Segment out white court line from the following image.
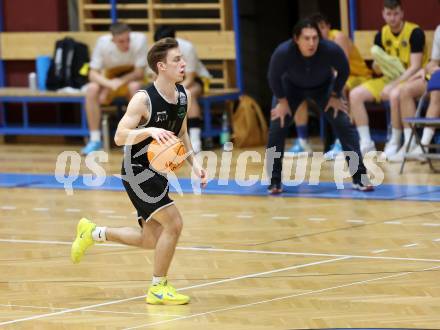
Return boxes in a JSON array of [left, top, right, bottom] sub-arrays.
[[236, 215, 253, 219], [200, 214, 218, 218], [433, 238, 440, 242], [403, 243, 418, 248], [422, 223, 440, 227], [271, 216, 290, 220], [107, 215, 128, 219], [32, 208, 49, 212], [346, 219, 365, 224], [2, 238, 440, 263], [372, 249, 388, 254], [1, 206, 16, 210], [0, 294, 147, 326], [0, 304, 182, 317], [64, 208, 81, 213], [0, 238, 123, 248], [125, 264, 440, 329], [0, 256, 349, 326], [308, 217, 326, 221], [384, 221, 402, 225]]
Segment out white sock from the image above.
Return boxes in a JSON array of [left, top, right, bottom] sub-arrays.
[[403, 128, 415, 148], [421, 127, 435, 146], [357, 126, 371, 145], [92, 226, 106, 242], [189, 127, 201, 139], [152, 276, 166, 286], [390, 128, 402, 145], [189, 128, 202, 152], [90, 130, 101, 142]]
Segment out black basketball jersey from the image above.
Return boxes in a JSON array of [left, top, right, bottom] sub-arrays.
[[124, 83, 188, 168]]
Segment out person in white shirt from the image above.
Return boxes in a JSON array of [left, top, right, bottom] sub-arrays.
[[153, 26, 211, 153], [82, 23, 148, 155]]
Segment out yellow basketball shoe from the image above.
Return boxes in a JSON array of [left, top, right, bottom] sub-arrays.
[[71, 218, 96, 264], [146, 280, 190, 305]]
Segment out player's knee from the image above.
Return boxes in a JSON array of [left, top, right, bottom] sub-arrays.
[[389, 88, 400, 104], [399, 84, 411, 100], [349, 87, 365, 103], [170, 216, 183, 237], [141, 235, 157, 249], [431, 90, 440, 104], [86, 82, 100, 98]]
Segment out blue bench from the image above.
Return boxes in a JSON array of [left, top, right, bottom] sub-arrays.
[[0, 31, 242, 144], [0, 87, 88, 136]]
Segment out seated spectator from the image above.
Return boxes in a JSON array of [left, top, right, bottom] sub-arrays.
[[286, 12, 372, 160], [154, 26, 212, 153], [82, 23, 148, 155], [390, 24, 440, 162], [349, 0, 428, 156]]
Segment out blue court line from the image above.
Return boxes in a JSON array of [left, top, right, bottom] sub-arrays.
[[1, 172, 440, 202]]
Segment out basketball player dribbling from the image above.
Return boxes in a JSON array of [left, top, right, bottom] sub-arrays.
[[71, 37, 207, 305]]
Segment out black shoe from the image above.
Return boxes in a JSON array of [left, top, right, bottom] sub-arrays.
[[352, 180, 374, 192], [268, 182, 283, 195]]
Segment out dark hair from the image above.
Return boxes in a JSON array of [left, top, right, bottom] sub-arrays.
[[308, 12, 331, 26], [154, 25, 176, 42], [147, 37, 179, 74], [292, 17, 322, 39], [384, 0, 402, 9], [109, 22, 131, 36]]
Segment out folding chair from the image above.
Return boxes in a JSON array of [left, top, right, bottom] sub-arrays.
[[400, 72, 440, 173]]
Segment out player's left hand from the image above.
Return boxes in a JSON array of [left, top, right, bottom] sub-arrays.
[[325, 96, 348, 118], [193, 165, 207, 189]]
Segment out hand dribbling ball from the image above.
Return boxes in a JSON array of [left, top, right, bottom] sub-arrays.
[[147, 139, 186, 173]]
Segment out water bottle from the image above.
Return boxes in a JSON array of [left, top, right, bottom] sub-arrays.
[[28, 72, 37, 91], [102, 114, 110, 152], [219, 111, 230, 146]]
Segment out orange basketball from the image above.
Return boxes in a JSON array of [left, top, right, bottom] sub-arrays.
[[147, 139, 187, 173]]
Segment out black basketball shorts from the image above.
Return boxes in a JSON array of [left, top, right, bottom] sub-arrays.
[[121, 163, 174, 227]]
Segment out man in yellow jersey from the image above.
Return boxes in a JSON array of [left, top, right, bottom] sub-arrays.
[[286, 13, 372, 160], [389, 24, 440, 162], [349, 0, 428, 156]]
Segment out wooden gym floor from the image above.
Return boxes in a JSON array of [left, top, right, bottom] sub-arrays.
[[0, 141, 439, 329]]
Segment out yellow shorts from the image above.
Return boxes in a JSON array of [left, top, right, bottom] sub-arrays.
[[346, 75, 370, 91], [103, 65, 148, 105], [360, 76, 390, 103], [103, 84, 130, 105]]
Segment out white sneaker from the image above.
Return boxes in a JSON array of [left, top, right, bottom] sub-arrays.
[[406, 145, 425, 161], [388, 144, 422, 163], [360, 140, 376, 155], [380, 141, 401, 161]]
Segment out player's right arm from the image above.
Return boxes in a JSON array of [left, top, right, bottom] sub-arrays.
[[114, 92, 176, 146]]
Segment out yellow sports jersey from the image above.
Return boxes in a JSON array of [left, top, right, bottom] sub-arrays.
[[329, 29, 371, 78], [381, 22, 429, 68]]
